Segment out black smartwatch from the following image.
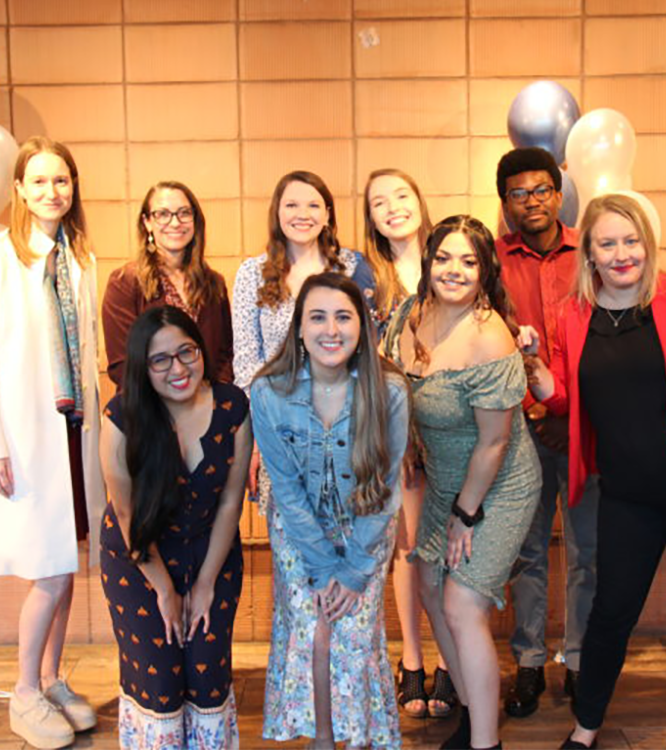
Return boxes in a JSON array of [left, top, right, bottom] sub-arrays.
[[451, 494, 485, 527]]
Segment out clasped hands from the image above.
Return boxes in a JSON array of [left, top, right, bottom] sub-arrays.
[[155, 577, 216, 648], [314, 578, 361, 623]]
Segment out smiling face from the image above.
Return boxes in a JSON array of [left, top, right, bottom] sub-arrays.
[[278, 180, 330, 249], [368, 174, 423, 244], [15, 151, 73, 236], [147, 324, 204, 404], [143, 188, 195, 263], [589, 211, 647, 295], [429, 231, 480, 308], [503, 169, 562, 237], [300, 287, 361, 377]]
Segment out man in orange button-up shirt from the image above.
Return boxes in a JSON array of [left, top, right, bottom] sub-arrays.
[[495, 147, 599, 719]]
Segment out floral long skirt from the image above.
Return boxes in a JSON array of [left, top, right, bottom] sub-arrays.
[[263, 505, 401, 749]]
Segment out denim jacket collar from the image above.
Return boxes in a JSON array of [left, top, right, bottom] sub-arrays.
[[282, 362, 359, 428]]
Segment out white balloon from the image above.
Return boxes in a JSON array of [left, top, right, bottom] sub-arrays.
[[614, 190, 662, 247], [0, 126, 18, 214], [565, 109, 636, 201]]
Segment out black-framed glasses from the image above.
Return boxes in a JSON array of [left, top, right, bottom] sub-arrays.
[[148, 344, 201, 372], [148, 207, 195, 226], [506, 184, 555, 205]]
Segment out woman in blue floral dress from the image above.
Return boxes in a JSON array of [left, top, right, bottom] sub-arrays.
[[251, 272, 409, 749]]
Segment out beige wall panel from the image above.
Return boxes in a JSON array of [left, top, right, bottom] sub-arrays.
[[469, 194, 505, 237], [470, 78, 581, 136], [207, 256, 243, 289], [470, 19, 581, 77], [127, 83, 238, 141], [125, 24, 237, 83], [355, 80, 467, 137], [585, 18, 666, 76], [644, 193, 666, 249], [85, 202, 132, 261], [354, 20, 466, 79], [425, 195, 471, 223], [241, 197, 271, 255], [123, 0, 236, 22], [242, 140, 353, 197], [200, 199, 242, 257], [470, 0, 580, 16], [240, 0, 351, 21], [0, 89, 10, 130], [0, 32, 6, 85], [68, 143, 127, 201], [334, 196, 357, 251], [356, 138, 468, 195], [587, 0, 666, 13], [0, 2, 6, 23], [9, 0, 120, 24], [585, 77, 666, 134], [354, 0, 465, 18], [241, 81, 352, 139], [633, 136, 666, 193], [240, 22, 351, 81], [129, 142, 240, 200], [13, 86, 125, 143], [470, 136, 513, 196], [11, 27, 123, 84]]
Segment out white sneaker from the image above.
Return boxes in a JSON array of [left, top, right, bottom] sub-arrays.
[[9, 690, 75, 749], [44, 679, 96, 732]]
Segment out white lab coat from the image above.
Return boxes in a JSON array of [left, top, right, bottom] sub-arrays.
[[0, 226, 105, 579]]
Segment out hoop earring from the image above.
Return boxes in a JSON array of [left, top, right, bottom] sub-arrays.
[[147, 232, 156, 254]]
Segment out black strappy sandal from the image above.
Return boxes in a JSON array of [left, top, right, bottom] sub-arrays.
[[428, 666, 458, 718], [397, 660, 429, 718]]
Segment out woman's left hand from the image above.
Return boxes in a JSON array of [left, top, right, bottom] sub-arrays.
[[323, 580, 362, 623], [446, 515, 474, 570], [185, 577, 215, 641]]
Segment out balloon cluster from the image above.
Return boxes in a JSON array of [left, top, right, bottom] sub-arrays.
[[507, 81, 661, 244]]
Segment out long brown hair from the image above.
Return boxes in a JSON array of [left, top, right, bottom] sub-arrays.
[[409, 215, 518, 366], [11, 136, 91, 267], [363, 168, 432, 319], [135, 181, 224, 310], [576, 193, 658, 309], [257, 171, 345, 309], [256, 272, 408, 516]]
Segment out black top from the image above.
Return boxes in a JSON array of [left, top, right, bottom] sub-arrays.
[[579, 305, 666, 505]]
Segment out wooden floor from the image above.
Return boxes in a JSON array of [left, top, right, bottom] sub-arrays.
[[1, 639, 665, 749]]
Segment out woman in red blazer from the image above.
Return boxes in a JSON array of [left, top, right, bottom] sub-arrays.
[[522, 193, 666, 750]]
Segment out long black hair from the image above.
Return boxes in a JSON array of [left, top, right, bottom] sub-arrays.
[[122, 305, 213, 561]]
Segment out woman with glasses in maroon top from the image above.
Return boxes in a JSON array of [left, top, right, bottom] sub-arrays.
[[102, 181, 233, 391]]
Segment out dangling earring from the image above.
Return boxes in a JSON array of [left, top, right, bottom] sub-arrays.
[[585, 256, 596, 270], [147, 231, 156, 254], [299, 338, 306, 361]]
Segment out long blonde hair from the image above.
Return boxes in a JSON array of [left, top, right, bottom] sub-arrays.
[[363, 168, 432, 320], [135, 180, 225, 310], [255, 272, 408, 516], [10, 136, 91, 267], [576, 194, 658, 309]]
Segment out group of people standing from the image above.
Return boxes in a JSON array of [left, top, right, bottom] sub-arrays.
[[0, 135, 664, 750]]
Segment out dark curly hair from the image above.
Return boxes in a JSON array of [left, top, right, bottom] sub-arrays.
[[496, 147, 562, 200]]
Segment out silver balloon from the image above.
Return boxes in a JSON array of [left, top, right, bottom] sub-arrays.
[[508, 81, 580, 166]]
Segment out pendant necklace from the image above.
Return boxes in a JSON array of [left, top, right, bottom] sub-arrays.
[[604, 307, 630, 328]]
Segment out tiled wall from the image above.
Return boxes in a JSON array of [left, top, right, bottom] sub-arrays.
[[3, 0, 666, 641]]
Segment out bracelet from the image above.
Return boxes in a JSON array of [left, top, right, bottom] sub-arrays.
[[451, 494, 485, 527]]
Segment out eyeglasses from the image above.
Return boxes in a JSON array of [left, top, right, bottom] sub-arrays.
[[148, 344, 201, 372], [506, 184, 555, 205], [148, 207, 195, 226]]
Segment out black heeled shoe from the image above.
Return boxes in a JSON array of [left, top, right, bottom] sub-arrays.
[[428, 666, 458, 718], [396, 660, 429, 718], [559, 731, 598, 749]]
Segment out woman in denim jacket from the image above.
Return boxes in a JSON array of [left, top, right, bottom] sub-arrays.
[[251, 272, 409, 750]]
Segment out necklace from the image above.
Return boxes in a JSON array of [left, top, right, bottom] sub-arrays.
[[604, 307, 631, 328], [316, 378, 349, 395]]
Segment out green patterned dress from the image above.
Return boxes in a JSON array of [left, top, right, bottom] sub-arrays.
[[384, 297, 542, 608]]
